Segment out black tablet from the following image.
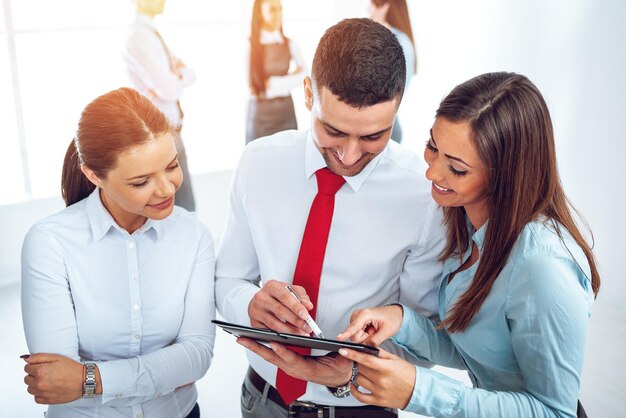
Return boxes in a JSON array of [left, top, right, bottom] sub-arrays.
[[212, 319, 379, 356]]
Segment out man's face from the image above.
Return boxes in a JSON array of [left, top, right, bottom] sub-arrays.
[[304, 77, 398, 177]]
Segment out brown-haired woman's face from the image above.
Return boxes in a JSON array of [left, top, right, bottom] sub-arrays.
[[261, 0, 282, 32], [424, 117, 489, 228], [89, 132, 182, 233]]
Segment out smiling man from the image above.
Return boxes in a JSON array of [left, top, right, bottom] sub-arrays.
[[215, 18, 446, 418]]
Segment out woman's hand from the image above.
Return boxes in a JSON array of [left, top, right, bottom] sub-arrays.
[[338, 347, 416, 410], [336, 304, 404, 346], [23, 353, 86, 404]]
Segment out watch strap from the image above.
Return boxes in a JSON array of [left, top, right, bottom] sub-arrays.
[[82, 362, 97, 398], [327, 361, 359, 398]]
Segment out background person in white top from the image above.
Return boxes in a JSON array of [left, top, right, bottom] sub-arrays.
[[216, 18, 445, 418], [123, 0, 197, 211], [21, 88, 215, 418], [246, 0, 307, 144]]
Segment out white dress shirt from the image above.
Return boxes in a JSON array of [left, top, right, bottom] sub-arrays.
[[215, 130, 445, 406], [21, 189, 215, 418], [245, 29, 308, 99], [123, 14, 195, 127]]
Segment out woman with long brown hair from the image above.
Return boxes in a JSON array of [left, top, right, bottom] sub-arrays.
[[336, 72, 599, 417], [246, 0, 307, 144], [21, 88, 215, 418], [370, 0, 416, 143]]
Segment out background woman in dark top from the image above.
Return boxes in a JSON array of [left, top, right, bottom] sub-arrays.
[[246, 0, 307, 144]]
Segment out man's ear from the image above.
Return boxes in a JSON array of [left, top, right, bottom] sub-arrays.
[[81, 165, 101, 187], [304, 76, 314, 111]]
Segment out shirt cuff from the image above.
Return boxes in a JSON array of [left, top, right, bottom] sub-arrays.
[[227, 283, 259, 326], [96, 358, 144, 404], [391, 303, 420, 346], [405, 366, 464, 416]]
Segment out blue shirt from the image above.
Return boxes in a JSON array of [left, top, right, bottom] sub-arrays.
[[390, 27, 415, 85], [392, 220, 593, 418], [21, 189, 216, 418]]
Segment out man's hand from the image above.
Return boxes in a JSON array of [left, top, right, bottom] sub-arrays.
[[237, 337, 353, 387], [23, 353, 85, 404], [248, 280, 315, 335]]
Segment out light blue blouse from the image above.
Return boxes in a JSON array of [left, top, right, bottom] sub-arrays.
[[390, 27, 415, 85], [21, 189, 216, 418], [392, 220, 593, 418]]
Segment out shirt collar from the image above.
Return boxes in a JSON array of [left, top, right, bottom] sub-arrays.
[[441, 219, 488, 274], [260, 29, 284, 45], [86, 188, 162, 241], [471, 220, 488, 248], [304, 131, 383, 193]]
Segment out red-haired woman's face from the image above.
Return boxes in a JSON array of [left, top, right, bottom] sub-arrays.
[[85, 132, 182, 233]]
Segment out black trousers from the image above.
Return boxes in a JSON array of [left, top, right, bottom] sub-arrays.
[[577, 400, 588, 418], [185, 403, 200, 418]]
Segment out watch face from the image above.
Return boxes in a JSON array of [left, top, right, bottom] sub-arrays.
[[330, 385, 351, 398]]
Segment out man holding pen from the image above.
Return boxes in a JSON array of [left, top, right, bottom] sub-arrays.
[[215, 18, 445, 418]]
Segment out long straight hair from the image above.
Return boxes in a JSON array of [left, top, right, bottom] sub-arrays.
[[372, 0, 416, 73], [249, 0, 288, 97], [437, 72, 600, 332], [61, 88, 170, 206]]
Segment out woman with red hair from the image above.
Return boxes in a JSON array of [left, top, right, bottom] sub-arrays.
[[21, 88, 215, 418]]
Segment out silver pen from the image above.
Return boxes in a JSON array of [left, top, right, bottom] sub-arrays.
[[285, 285, 325, 339]]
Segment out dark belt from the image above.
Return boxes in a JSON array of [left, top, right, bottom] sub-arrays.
[[246, 367, 397, 418]]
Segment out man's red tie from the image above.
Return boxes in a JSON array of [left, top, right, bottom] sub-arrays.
[[275, 167, 345, 405]]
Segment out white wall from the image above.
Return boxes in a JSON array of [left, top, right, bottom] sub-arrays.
[[1, 0, 625, 416]]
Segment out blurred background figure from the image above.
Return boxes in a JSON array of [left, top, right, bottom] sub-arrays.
[[123, 0, 196, 211], [246, 0, 307, 144], [370, 0, 416, 144]]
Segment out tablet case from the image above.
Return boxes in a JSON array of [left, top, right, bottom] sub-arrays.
[[213, 319, 380, 356]]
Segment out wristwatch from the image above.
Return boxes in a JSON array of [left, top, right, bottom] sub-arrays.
[[82, 362, 97, 398], [327, 362, 359, 398]]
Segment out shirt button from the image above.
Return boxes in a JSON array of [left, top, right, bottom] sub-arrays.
[[133, 304, 140, 311], [131, 272, 138, 280], [115, 394, 123, 398], [128, 242, 135, 249], [133, 334, 141, 340]]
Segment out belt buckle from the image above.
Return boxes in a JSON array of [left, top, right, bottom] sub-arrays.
[[288, 401, 326, 418]]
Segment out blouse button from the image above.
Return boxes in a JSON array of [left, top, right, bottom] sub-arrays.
[[133, 304, 140, 311]]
